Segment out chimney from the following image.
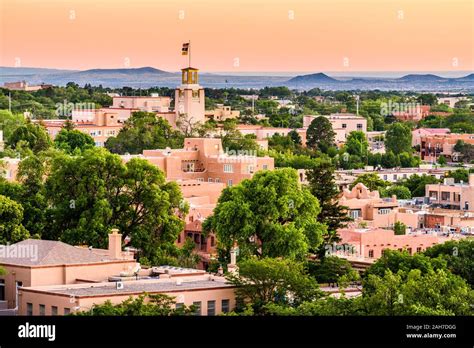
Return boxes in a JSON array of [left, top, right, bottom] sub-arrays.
[[469, 174, 474, 187], [108, 228, 122, 259]]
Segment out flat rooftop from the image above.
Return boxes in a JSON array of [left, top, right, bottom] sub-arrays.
[[27, 278, 233, 298]]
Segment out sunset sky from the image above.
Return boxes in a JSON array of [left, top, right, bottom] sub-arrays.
[[0, 0, 473, 72]]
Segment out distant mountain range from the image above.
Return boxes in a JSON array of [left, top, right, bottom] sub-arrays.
[[1, 66, 473, 91]]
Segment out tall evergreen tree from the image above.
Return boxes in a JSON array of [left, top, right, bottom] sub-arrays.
[[305, 160, 351, 255]]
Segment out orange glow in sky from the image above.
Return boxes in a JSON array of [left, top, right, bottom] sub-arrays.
[[0, 0, 473, 72]]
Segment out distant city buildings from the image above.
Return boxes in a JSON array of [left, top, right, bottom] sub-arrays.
[[426, 174, 474, 211], [303, 113, 367, 144], [3, 81, 53, 91]]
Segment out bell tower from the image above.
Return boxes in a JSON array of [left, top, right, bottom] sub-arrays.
[[175, 66, 205, 125]]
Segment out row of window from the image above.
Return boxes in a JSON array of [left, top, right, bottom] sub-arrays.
[[26, 303, 70, 316], [382, 173, 408, 181], [176, 299, 230, 316], [341, 123, 364, 129]]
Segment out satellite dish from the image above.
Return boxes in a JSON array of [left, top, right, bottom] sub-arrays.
[[116, 282, 124, 290]]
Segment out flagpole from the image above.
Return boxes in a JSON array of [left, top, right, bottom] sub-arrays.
[[189, 40, 191, 68]]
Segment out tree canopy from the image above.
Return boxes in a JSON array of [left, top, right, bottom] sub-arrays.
[[203, 168, 326, 261]]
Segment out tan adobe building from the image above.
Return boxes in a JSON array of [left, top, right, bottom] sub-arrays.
[[0, 230, 136, 312], [339, 183, 419, 229], [426, 174, 474, 211]]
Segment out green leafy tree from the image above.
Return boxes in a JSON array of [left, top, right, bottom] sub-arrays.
[[362, 269, 473, 316], [423, 239, 474, 286], [44, 148, 187, 260], [345, 131, 368, 159], [75, 294, 194, 316], [226, 258, 322, 314], [0, 194, 30, 244], [385, 122, 412, 154], [7, 121, 52, 154], [203, 168, 326, 261], [105, 112, 184, 154], [54, 128, 95, 153], [382, 185, 411, 199], [393, 221, 406, 235], [307, 256, 359, 285], [438, 155, 447, 166], [306, 116, 335, 152], [399, 174, 441, 197]]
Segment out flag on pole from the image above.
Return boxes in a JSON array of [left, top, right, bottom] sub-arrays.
[[182, 43, 189, 55]]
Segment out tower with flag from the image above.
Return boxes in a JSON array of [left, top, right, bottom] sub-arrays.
[[175, 41, 205, 124]]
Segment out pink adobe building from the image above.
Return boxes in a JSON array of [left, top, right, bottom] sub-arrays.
[[419, 133, 474, 162], [425, 174, 474, 211], [337, 227, 452, 259], [392, 105, 431, 122], [128, 138, 274, 187], [0, 230, 136, 312], [412, 128, 451, 147], [3, 81, 52, 91], [1, 231, 237, 316], [339, 183, 420, 229], [303, 113, 367, 143]]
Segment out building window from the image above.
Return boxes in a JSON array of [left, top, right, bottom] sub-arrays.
[[416, 247, 422, 253], [393, 174, 397, 181], [357, 124, 363, 130], [379, 208, 392, 215], [429, 191, 438, 200], [208, 178, 213, 183], [368, 250, 374, 258], [227, 179, 233, 187], [342, 123, 347, 128], [193, 301, 201, 316], [223, 164, 233, 173], [39, 304, 45, 316], [247, 165, 255, 174], [0, 279, 4, 301], [207, 300, 216, 316], [211, 236, 215, 247], [349, 210, 361, 219], [27, 303, 33, 316], [51, 306, 58, 316], [215, 178, 220, 183], [441, 191, 450, 201], [221, 299, 230, 313], [407, 248, 412, 255], [263, 164, 268, 170], [197, 178, 204, 182], [64, 308, 70, 315], [383, 175, 388, 180], [403, 174, 407, 179]]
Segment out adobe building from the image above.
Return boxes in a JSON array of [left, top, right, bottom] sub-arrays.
[[425, 174, 474, 211], [337, 227, 453, 260], [17, 267, 236, 316], [205, 104, 240, 122], [0, 230, 136, 312], [303, 113, 367, 143], [412, 128, 450, 147], [419, 133, 474, 162], [131, 137, 274, 187], [339, 183, 419, 229], [3, 81, 52, 91]]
